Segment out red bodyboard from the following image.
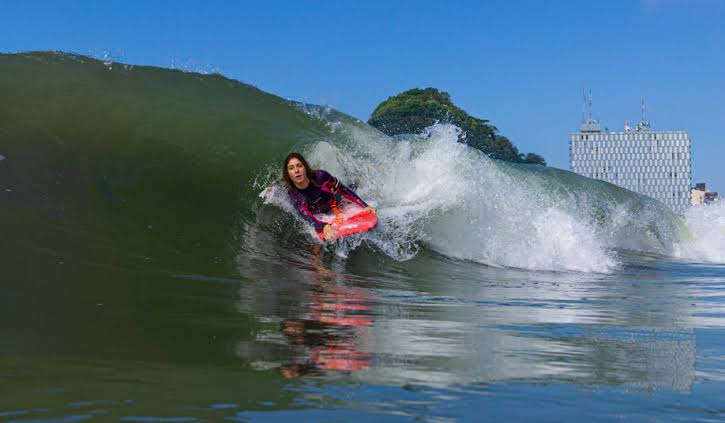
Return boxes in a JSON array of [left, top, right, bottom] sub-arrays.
[[316, 208, 378, 240]]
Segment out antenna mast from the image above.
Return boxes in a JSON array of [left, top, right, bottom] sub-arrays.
[[578, 89, 602, 133], [637, 97, 651, 132], [588, 90, 593, 121], [641, 97, 645, 123]]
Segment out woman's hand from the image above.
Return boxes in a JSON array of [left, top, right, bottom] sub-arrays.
[[322, 224, 336, 241], [364, 206, 376, 214]]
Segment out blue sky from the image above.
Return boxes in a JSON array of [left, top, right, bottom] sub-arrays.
[[2, 0, 724, 189]]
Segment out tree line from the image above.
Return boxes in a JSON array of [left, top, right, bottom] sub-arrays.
[[368, 88, 546, 165]]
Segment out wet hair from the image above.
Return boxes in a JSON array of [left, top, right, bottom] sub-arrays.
[[283, 152, 316, 190]]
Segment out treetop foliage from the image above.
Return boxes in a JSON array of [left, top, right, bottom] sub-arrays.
[[368, 88, 546, 165]]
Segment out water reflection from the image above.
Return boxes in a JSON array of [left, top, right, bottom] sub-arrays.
[[278, 252, 374, 377], [237, 243, 375, 378], [236, 228, 714, 391]]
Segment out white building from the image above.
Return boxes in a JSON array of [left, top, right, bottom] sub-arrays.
[[569, 100, 692, 214]]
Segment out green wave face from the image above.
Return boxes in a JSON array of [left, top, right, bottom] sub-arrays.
[[0, 52, 689, 276], [0, 51, 331, 273]]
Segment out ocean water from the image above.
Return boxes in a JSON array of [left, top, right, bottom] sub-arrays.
[[1, 52, 725, 422]]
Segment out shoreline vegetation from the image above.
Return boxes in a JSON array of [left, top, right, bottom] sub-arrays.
[[368, 88, 546, 165]]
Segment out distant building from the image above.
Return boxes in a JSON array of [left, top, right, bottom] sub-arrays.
[[569, 95, 692, 214], [691, 186, 705, 205], [691, 182, 718, 205]]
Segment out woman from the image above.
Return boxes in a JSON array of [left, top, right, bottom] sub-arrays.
[[283, 152, 371, 241]]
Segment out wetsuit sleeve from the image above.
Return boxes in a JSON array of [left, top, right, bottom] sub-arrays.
[[288, 191, 328, 232], [338, 182, 368, 208], [318, 170, 369, 208]]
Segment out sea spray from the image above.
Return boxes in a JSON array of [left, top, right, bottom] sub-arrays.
[[376, 124, 621, 273], [674, 201, 725, 263], [265, 122, 674, 272]]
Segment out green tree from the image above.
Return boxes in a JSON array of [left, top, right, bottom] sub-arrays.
[[522, 152, 546, 166], [368, 88, 545, 165]]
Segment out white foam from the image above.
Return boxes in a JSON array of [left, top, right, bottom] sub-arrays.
[[292, 123, 622, 273], [262, 117, 707, 272], [673, 201, 725, 263]]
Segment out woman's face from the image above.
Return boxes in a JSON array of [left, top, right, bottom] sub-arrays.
[[287, 157, 310, 188]]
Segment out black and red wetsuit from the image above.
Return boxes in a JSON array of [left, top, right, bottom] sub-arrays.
[[288, 170, 368, 232]]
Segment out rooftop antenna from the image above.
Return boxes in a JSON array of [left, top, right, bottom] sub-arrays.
[[588, 90, 593, 121], [579, 90, 603, 133], [637, 97, 651, 132], [641, 97, 645, 123]]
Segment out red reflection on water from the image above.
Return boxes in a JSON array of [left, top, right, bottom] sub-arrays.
[[279, 246, 375, 377]]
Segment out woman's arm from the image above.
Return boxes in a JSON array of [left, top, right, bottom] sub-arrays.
[[338, 182, 368, 208], [319, 171, 368, 208]]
